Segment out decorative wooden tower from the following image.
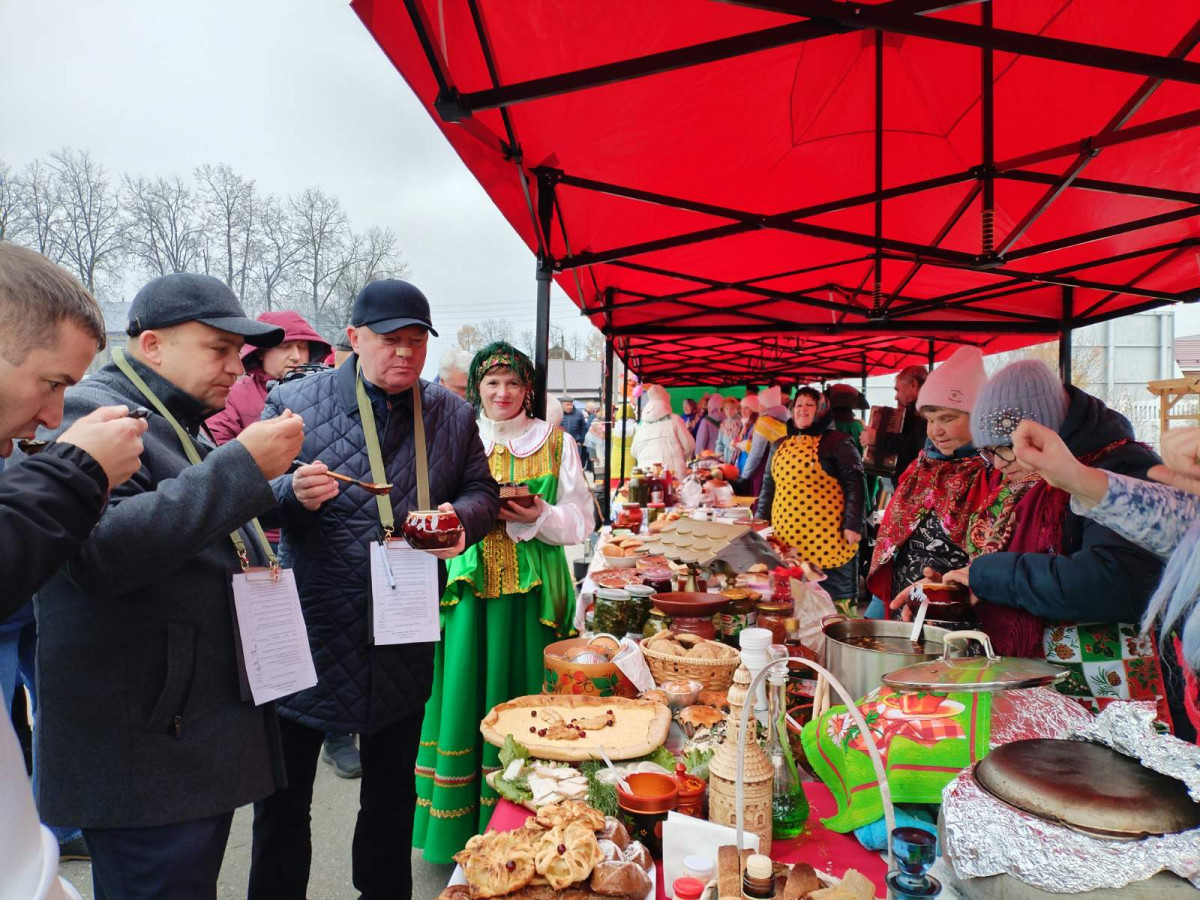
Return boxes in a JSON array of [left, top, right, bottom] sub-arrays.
[[707, 663, 774, 855]]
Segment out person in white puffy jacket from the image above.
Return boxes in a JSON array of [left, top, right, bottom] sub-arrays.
[[631, 384, 695, 478]]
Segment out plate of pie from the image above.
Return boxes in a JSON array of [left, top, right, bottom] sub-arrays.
[[480, 695, 671, 762]]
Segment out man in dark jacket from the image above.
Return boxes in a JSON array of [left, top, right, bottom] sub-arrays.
[[248, 280, 499, 900], [0, 244, 147, 621], [864, 365, 928, 481], [0, 244, 147, 875], [560, 394, 589, 467], [34, 273, 306, 898]]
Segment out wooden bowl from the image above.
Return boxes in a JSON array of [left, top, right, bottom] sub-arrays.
[[543, 638, 638, 698], [649, 591, 729, 618]]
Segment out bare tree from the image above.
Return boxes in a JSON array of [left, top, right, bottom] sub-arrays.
[[10, 159, 65, 261], [251, 194, 301, 315], [456, 324, 482, 351], [195, 163, 257, 301], [329, 225, 409, 331], [123, 173, 204, 276], [582, 329, 605, 361], [288, 187, 357, 332], [50, 149, 125, 292], [0, 160, 18, 242]]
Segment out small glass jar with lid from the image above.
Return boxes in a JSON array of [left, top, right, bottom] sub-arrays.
[[623, 584, 655, 635], [643, 607, 671, 639], [756, 597, 794, 645], [593, 588, 631, 636]]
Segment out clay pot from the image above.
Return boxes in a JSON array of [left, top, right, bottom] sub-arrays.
[[402, 509, 464, 551]]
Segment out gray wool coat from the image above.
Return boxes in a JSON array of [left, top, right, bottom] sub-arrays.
[[34, 357, 285, 829]]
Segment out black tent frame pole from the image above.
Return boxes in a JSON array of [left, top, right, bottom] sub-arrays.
[[928, 339, 936, 372], [533, 171, 557, 420], [619, 348, 630, 493], [1060, 286, 1074, 386], [602, 330, 615, 520]]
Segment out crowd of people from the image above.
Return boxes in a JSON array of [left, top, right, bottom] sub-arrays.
[[5, 239, 1200, 898]]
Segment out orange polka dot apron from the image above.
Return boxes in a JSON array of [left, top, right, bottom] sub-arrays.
[[770, 436, 857, 570]]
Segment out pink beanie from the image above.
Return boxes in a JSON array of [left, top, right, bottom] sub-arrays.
[[916, 346, 987, 414]]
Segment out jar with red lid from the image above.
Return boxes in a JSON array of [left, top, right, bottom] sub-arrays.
[[674, 763, 706, 819], [756, 598, 794, 645], [772, 566, 802, 603], [672, 877, 706, 900], [642, 567, 674, 595]]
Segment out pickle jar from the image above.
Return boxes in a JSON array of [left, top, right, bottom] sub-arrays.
[[718, 588, 757, 647], [614, 503, 644, 532], [628, 468, 649, 506], [643, 607, 671, 639], [593, 588, 631, 636], [623, 585, 656, 636], [646, 501, 666, 524]]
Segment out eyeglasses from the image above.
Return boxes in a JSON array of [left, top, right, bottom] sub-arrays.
[[978, 445, 1016, 466]]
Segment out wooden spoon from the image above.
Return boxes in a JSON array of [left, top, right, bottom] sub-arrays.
[[293, 460, 393, 495]]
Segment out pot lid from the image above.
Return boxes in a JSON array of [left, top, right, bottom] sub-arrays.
[[883, 630, 1068, 693]]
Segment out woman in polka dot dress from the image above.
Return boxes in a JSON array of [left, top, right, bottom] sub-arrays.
[[757, 387, 864, 613]]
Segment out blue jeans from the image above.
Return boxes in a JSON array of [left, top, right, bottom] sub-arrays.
[[0, 604, 82, 844]]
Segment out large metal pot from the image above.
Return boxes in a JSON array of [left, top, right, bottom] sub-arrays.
[[822, 615, 954, 702]]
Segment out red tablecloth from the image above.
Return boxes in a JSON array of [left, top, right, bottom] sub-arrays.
[[486, 782, 886, 899]]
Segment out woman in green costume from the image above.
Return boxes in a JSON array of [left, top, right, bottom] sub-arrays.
[[414, 342, 592, 861]]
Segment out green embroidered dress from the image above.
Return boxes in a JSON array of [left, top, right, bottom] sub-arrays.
[[413, 414, 590, 862]]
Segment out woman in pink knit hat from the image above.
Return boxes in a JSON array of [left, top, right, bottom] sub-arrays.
[[867, 346, 991, 617]]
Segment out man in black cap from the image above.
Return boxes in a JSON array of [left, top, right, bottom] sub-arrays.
[[248, 279, 499, 900], [34, 272, 306, 898]]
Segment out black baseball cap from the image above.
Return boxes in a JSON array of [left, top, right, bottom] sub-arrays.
[[127, 273, 284, 348], [351, 279, 438, 337]]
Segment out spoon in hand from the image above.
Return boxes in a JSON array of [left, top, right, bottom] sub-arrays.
[[292, 459, 393, 496]]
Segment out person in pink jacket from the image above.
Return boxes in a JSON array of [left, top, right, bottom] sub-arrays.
[[207, 310, 330, 446]]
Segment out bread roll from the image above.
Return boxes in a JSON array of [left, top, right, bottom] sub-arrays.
[[589, 860, 652, 897]]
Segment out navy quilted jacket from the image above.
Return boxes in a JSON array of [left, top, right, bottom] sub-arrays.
[[263, 358, 499, 734]]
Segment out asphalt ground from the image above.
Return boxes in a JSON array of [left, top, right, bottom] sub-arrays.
[[60, 752, 457, 899]]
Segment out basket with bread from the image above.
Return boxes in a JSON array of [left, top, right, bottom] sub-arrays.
[[640, 630, 739, 692], [439, 800, 654, 900]]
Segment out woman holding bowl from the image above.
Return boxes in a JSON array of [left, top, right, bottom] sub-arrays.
[[414, 341, 592, 861]]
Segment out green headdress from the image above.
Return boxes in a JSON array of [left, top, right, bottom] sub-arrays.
[[467, 340, 536, 414]]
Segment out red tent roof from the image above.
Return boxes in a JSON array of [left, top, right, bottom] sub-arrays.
[[353, 0, 1200, 385]]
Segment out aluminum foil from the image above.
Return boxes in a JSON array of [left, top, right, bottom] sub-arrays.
[[1069, 700, 1200, 802], [988, 686, 1094, 746], [942, 700, 1200, 893]]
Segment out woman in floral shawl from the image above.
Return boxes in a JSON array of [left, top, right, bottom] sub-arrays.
[[867, 348, 991, 609], [414, 341, 592, 861]]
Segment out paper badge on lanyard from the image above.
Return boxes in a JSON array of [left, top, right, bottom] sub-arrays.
[[356, 361, 443, 645], [231, 567, 318, 704], [369, 538, 440, 645]]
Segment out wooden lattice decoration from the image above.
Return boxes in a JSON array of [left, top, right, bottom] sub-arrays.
[[1147, 377, 1200, 434]]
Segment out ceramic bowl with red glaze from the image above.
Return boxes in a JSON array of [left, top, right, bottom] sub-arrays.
[[403, 509, 464, 551]]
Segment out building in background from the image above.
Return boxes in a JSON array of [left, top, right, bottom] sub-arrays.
[[547, 358, 602, 403], [1175, 332, 1200, 376], [863, 308, 1177, 448], [86, 302, 133, 376]]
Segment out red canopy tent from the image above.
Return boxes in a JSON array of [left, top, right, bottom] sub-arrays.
[[351, 0, 1200, 391]]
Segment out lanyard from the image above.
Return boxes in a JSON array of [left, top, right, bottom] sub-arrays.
[[355, 361, 430, 539], [111, 348, 277, 572]]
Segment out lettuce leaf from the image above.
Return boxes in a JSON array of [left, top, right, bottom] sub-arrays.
[[644, 745, 677, 772], [493, 774, 532, 804], [498, 735, 530, 769]]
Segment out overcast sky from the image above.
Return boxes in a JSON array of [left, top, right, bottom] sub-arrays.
[[3, 0, 1198, 375], [0, 0, 589, 376]]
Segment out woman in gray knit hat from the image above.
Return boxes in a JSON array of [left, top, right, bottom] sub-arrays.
[[927, 359, 1175, 729]]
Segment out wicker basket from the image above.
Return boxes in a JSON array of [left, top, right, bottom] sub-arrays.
[[641, 638, 739, 691]]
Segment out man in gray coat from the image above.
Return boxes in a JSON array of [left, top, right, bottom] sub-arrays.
[[248, 280, 499, 900], [34, 273, 306, 899]]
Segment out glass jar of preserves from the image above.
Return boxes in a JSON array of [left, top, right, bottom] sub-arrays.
[[756, 598, 794, 645], [718, 588, 757, 647], [623, 585, 655, 636], [646, 501, 666, 524], [643, 607, 671, 639], [614, 502, 644, 532], [628, 468, 649, 506], [642, 567, 674, 595], [593, 588, 631, 636]]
